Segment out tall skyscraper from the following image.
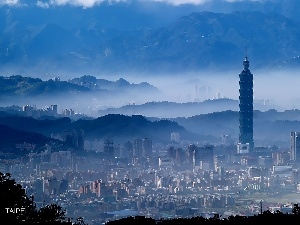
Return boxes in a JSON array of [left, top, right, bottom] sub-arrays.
[[142, 138, 152, 157], [50, 105, 58, 117], [104, 138, 114, 158], [290, 132, 300, 161], [193, 145, 214, 170], [239, 56, 254, 151], [187, 144, 197, 164], [133, 138, 143, 158]]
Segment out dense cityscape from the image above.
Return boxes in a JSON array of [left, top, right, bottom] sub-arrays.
[[1, 57, 300, 225]]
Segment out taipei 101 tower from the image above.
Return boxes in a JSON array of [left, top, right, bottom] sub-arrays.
[[238, 56, 254, 151]]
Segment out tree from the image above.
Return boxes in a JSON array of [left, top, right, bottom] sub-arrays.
[[0, 172, 36, 224], [74, 217, 88, 225], [0, 172, 79, 224], [36, 204, 68, 224], [292, 203, 300, 215]]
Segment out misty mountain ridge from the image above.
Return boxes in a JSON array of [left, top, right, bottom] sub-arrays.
[[98, 99, 281, 118], [0, 75, 79, 97], [3, 0, 300, 27], [0, 75, 90, 97], [0, 109, 300, 150], [0, 74, 158, 97], [1, 7, 300, 73], [0, 123, 57, 155], [0, 75, 162, 112], [173, 109, 300, 147], [0, 114, 199, 144], [68, 75, 157, 92]]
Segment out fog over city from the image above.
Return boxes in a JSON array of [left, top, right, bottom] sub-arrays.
[[135, 69, 300, 109], [2, 0, 300, 225], [2, 68, 300, 116]]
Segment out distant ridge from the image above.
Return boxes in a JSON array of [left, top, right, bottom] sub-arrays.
[[0, 75, 161, 110], [0, 124, 50, 152], [0, 10, 300, 72], [0, 109, 300, 147], [98, 98, 278, 118], [0, 75, 158, 97], [0, 114, 199, 143]]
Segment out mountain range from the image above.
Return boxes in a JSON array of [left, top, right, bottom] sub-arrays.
[[0, 75, 158, 97], [172, 109, 300, 147], [97, 98, 281, 118], [0, 124, 50, 151], [0, 113, 198, 149], [0, 75, 161, 111], [1, 3, 300, 73], [0, 108, 300, 152]]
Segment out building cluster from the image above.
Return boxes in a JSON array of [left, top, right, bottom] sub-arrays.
[[23, 104, 58, 118], [194, 85, 211, 102], [22, 104, 79, 119]]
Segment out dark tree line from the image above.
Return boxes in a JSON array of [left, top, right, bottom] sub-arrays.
[[0, 172, 86, 225], [106, 205, 300, 225]]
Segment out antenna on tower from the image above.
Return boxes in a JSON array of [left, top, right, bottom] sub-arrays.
[[245, 35, 254, 59]]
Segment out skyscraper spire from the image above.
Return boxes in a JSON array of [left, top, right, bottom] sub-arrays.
[[243, 56, 249, 71]]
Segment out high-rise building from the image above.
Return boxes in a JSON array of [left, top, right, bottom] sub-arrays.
[[23, 105, 34, 117], [62, 108, 75, 117], [63, 129, 84, 150], [104, 138, 114, 158], [168, 147, 177, 159], [91, 180, 106, 197], [290, 132, 300, 161], [142, 138, 152, 157], [292, 169, 300, 184], [239, 56, 254, 151], [59, 179, 68, 194], [193, 145, 214, 170], [133, 138, 143, 158], [50, 105, 58, 117], [187, 144, 197, 164]]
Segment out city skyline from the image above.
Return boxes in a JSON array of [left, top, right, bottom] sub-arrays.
[[2, 1, 300, 224]]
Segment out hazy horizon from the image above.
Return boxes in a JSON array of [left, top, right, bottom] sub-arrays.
[[1, 66, 300, 116]]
